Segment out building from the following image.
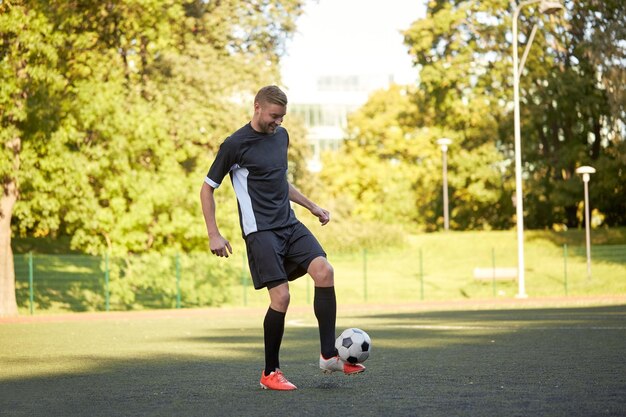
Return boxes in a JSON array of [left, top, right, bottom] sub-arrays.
[[287, 74, 396, 172]]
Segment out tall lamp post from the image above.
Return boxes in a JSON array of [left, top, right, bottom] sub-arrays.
[[436, 138, 453, 231], [575, 166, 596, 280], [512, 0, 563, 298]]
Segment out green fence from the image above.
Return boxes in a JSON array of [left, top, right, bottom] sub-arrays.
[[14, 252, 248, 314], [13, 244, 626, 314]]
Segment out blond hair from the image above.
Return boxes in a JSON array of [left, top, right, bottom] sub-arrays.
[[254, 85, 288, 106]]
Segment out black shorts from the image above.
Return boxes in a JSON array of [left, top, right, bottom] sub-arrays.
[[244, 222, 327, 290]]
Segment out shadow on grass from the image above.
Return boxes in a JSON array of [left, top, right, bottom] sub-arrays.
[[1, 306, 626, 417], [525, 229, 626, 265], [360, 304, 626, 324], [525, 228, 626, 246]]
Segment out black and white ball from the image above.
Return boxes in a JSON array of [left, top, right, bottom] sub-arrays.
[[335, 328, 371, 364]]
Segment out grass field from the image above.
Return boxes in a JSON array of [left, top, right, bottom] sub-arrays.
[[2, 299, 626, 417], [234, 229, 626, 308]]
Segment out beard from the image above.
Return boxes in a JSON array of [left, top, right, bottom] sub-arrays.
[[258, 120, 277, 134]]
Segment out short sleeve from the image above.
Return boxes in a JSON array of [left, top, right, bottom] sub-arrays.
[[206, 137, 239, 188]]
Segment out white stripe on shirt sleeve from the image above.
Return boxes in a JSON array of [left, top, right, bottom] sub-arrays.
[[205, 177, 220, 189]]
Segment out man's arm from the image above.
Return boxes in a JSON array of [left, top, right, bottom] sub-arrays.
[[200, 182, 233, 257], [288, 183, 330, 225]]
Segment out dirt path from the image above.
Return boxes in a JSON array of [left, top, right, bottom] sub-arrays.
[[2, 294, 626, 324]]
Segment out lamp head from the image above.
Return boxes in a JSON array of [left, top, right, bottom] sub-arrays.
[[576, 166, 596, 183], [436, 138, 453, 151], [575, 166, 596, 175]]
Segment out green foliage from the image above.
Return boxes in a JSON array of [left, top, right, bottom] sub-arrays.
[[13, 229, 626, 313], [0, 1, 66, 200], [107, 253, 238, 310], [324, 0, 625, 231], [317, 86, 424, 226], [13, 251, 241, 311], [451, 143, 513, 230], [1, 0, 307, 314], [409, 0, 626, 229], [319, 85, 510, 231], [4, 0, 307, 256], [298, 213, 407, 254]]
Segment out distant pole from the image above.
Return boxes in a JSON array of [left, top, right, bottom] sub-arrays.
[[512, 0, 564, 298], [583, 178, 591, 279], [436, 138, 453, 231], [241, 252, 247, 307], [28, 252, 34, 315], [105, 252, 110, 312], [512, 1, 525, 299], [563, 244, 568, 296], [576, 166, 596, 281], [491, 248, 497, 297], [419, 248, 424, 301], [175, 253, 181, 309]]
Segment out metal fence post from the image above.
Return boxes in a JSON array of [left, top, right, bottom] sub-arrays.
[[307, 278, 311, 305], [28, 252, 34, 315], [563, 244, 568, 296], [492, 247, 497, 297], [241, 252, 247, 307], [419, 248, 424, 301], [176, 253, 181, 309], [105, 252, 110, 312]]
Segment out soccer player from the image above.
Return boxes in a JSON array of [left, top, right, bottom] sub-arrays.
[[200, 85, 365, 391]]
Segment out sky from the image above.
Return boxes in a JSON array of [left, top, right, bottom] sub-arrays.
[[280, 0, 426, 99]]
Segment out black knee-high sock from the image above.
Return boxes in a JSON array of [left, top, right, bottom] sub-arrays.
[[264, 307, 286, 376], [314, 286, 338, 359]]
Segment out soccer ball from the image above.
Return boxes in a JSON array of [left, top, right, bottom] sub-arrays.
[[335, 328, 371, 364]]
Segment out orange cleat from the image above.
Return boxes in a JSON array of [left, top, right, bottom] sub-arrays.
[[319, 355, 366, 375], [260, 369, 298, 391]]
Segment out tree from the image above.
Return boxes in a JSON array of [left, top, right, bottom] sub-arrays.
[[520, 0, 626, 227], [1, 2, 67, 316], [321, 81, 511, 230], [318, 86, 424, 226], [325, 0, 624, 232], [1, 0, 305, 315], [401, 0, 625, 229]]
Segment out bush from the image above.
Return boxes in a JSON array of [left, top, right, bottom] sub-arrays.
[[303, 218, 407, 254], [107, 253, 238, 310]]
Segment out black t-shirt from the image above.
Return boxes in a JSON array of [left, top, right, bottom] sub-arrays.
[[205, 123, 298, 236]]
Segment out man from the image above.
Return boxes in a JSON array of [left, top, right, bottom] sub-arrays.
[[200, 85, 365, 391]]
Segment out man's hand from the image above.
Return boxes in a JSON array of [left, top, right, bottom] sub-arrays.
[[287, 182, 330, 225], [310, 205, 330, 226], [210, 234, 233, 257]]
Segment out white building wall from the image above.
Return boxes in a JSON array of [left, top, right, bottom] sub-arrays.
[[287, 74, 395, 171]]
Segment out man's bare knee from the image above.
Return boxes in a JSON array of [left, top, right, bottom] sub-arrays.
[[308, 257, 334, 287], [268, 283, 290, 312]]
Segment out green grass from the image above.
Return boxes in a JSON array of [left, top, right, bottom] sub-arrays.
[[233, 228, 626, 308], [1, 302, 626, 417], [12, 228, 626, 314]]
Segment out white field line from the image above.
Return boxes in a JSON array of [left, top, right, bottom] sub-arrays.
[[287, 319, 315, 327]]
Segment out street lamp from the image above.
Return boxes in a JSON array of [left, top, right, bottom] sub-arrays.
[[512, 0, 564, 298], [436, 138, 453, 231], [575, 165, 596, 280]]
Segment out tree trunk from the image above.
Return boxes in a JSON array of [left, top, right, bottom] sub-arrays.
[[1, 136, 20, 317], [0, 180, 18, 317]]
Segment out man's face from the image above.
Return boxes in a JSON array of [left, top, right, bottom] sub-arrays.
[[254, 102, 286, 134]]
